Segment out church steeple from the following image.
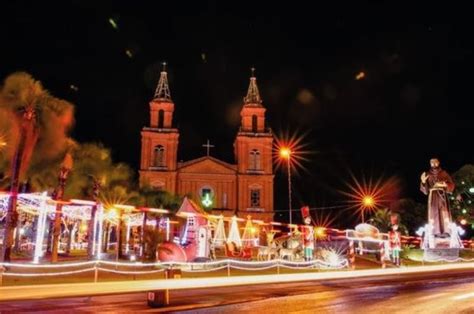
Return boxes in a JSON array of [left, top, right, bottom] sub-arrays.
[[153, 62, 172, 101], [243, 67, 262, 105], [148, 62, 175, 129], [140, 62, 179, 186], [239, 68, 267, 133]]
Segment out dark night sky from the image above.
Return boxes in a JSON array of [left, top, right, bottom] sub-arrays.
[[2, 2, 473, 225]]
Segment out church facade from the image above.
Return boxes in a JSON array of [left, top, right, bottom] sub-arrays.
[[139, 67, 274, 221]]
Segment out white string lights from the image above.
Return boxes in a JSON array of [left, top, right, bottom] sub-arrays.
[[0, 258, 349, 278]]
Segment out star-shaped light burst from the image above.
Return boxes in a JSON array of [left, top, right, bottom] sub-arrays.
[[273, 131, 311, 175], [341, 172, 400, 223]]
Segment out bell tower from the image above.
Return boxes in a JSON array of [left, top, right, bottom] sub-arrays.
[[139, 63, 179, 191], [234, 69, 274, 221]]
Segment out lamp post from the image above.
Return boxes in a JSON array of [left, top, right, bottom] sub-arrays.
[[279, 147, 292, 231]]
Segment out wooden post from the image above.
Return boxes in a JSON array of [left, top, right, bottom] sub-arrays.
[[227, 262, 231, 277], [94, 262, 99, 283], [147, 267, 181, 308], [0, 266, 5, 286]]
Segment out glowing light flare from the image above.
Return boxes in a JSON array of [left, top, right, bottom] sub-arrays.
[[362, 195, 375, 208], [279, 147, 291, 160], [273, 131, 311, 175], [100, 191, 131, 214], [79, 223, 88, 233], [105, 208, 119, 222], [0, 131, 6, 152], [314, 227, 326, 239], [355, 71, 366, 80], [311, 210, 337, 231], [108, 18, 118, 29], [460, 219, 467, 225], [340, 173, 400, 222]]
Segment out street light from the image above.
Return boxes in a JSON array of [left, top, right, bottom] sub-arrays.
[[279, 147, 293, 230], [362, 196, 375, 208], [359, 195, 376, 223]]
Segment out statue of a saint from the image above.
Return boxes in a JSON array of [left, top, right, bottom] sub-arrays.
[[420, 158, 455, 236]]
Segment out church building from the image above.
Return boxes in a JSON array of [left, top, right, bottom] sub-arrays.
[[139, 65, 274, 221]]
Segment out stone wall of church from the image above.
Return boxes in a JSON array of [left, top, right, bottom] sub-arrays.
[[139, 170, 177, 193], [237, 174, 274, 222]]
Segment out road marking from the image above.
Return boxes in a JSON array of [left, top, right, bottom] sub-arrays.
[[417, 292, 448, 301], [452, 292, 474, 301]]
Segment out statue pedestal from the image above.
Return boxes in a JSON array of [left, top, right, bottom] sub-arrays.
[[433, 237, 451, 249], [423, 247, 459, 262]]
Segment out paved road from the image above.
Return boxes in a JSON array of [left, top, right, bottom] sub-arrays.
[[1, 269, 474, 313]]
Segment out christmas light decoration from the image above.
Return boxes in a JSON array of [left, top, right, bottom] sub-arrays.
[[96, 204, 104, 259], [33, 192, 49, 264], [227, 216, 242, 247], [242, 216, 259, 247], [201, 193, 213, 207], [212, 216, 226, 246]]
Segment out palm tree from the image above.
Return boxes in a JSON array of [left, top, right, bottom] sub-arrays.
[[0, 73, 45, 262], [0, 72, 74, 262], [368, 208, 392, 232]]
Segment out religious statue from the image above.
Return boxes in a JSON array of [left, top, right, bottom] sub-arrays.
[[420, 158, 455, 237]]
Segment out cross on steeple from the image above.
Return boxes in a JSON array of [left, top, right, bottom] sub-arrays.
[[202, 139, 215, 156], [154, 62, 172, 100]]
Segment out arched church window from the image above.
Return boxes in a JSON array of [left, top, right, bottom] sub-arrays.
[[158, 109, 165, 128], [252, 115, 258, 133], [249, 149, 261, 170], [153, 145, 165, 167]]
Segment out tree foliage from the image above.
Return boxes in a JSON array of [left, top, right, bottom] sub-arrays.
[[368, 208, 408, 235], [389, 198, 426, 235], [0, 72, 75, 181], [450, 164, 474, 224]]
